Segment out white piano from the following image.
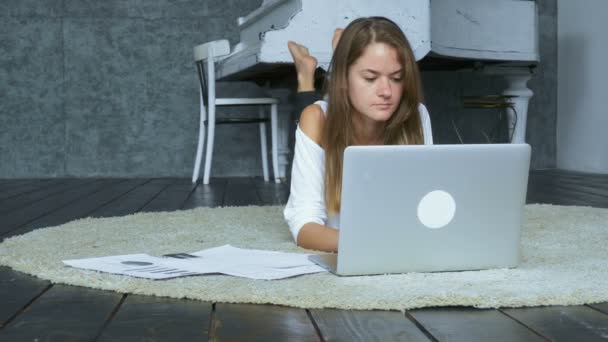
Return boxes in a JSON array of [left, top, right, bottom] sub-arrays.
[[216, 0, 539, 176]]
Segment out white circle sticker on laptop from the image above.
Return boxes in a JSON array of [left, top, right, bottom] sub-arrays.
[[417, 190, 456, 229]]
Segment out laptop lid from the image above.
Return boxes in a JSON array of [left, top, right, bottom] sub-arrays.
[[334, 143, 531, 276]]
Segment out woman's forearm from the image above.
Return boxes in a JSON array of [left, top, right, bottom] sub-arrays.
[[296, 223, 339, 253]]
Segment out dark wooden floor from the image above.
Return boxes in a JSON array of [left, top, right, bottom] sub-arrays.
[[1, 170, 608, 341]]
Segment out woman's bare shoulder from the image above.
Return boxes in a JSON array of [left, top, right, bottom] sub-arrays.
[[298, 103, 326, 146]]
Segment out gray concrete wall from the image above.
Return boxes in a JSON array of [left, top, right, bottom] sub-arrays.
[[1, 0, 267, 178], [1, 0, 557, 178]]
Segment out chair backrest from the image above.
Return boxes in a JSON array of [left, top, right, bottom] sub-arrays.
[[193, 40, 231, 107]]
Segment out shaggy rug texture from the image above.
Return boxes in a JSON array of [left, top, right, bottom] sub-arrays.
[[1, 204, 607, 311]]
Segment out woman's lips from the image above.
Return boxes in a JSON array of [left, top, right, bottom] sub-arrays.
[[374, 103, 393, 110]]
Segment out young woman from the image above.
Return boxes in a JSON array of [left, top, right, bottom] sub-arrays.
[[284, 17, 433, 253]]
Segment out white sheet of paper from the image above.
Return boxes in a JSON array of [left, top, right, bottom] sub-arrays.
[[62, 245, 326, 280], [62, 253, 208, 279], [188, 245, 325, 279]]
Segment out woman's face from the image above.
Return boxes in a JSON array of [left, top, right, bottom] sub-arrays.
[[347, 42, 404, 123]]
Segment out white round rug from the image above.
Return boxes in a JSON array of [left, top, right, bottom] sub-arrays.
[[1, 204, 607, 310]]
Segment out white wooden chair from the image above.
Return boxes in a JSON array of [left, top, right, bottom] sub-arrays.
[[192, 40, 279, 184]]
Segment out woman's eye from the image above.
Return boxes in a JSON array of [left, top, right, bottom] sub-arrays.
[[392, 77, 403, 82], [364, 77, 376, 82]]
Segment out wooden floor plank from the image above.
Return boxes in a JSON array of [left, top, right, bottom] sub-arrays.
[[224, 177, 261, 206], [3, 179, 149, 239], [531, 172, 608, 188], [0, 179, 41, 193], [526, 191, 594, 207], [0, 179, 116, 236], [533, 169, 608, 183], [223, 177, 262, 206], [0, 179, 32, 185], [0, 267, 50, 329], [408, 307, 547, 342], [527, 182, 607, 207], [310, 308, 431, 342], [529, 173, 608, 200], [88, 179, 172, 218], [180, 178, 227, 209], [212, 303, 319, 341], [97, 294, 212, 341], [0, 284, 123, 341], [546, 189, 607, 207], [140, 179, 195, 212], [502, 305, 608, 342], [0, 179, 63, 202], [529, 177, 608, 203], [589, 303, 608, 315], [0, 179, 91, 214], [552, 183, 608, 199]]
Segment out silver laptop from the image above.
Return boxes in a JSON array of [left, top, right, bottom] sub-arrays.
[[309, 143, 531, 276]]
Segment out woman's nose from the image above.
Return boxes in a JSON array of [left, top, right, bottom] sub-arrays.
[[377, 78, 392, 98]]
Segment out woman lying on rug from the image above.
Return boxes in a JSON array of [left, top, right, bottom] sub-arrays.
[[283, 16, 434, 253]]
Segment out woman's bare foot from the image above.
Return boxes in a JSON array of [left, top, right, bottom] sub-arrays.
[[332, 28, 344, 50], [287, 40, 317, 92]]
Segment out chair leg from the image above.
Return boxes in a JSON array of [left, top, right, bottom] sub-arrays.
[[203, 104, 216, 185], [259, 107, 269, 182], [271, 103, 280, 183], [192, 92, 207, 184]]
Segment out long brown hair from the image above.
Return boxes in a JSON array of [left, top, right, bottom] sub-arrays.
[[323, 16, 425, 214]]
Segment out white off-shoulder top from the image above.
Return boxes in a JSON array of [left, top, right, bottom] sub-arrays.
[[283, 100, 434, 242]]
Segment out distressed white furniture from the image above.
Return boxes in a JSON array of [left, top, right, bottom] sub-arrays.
[[192, 40, 280, 184], [430, 0, 538, 144], [215, 0, 539, 146]]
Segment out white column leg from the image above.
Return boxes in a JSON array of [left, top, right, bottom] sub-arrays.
[[504, 73, 534, 143], [271, 103, 280, 183], [192, 87, 207, 183], [259, 107, 269, 182], [485, 67, 534, 144]]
